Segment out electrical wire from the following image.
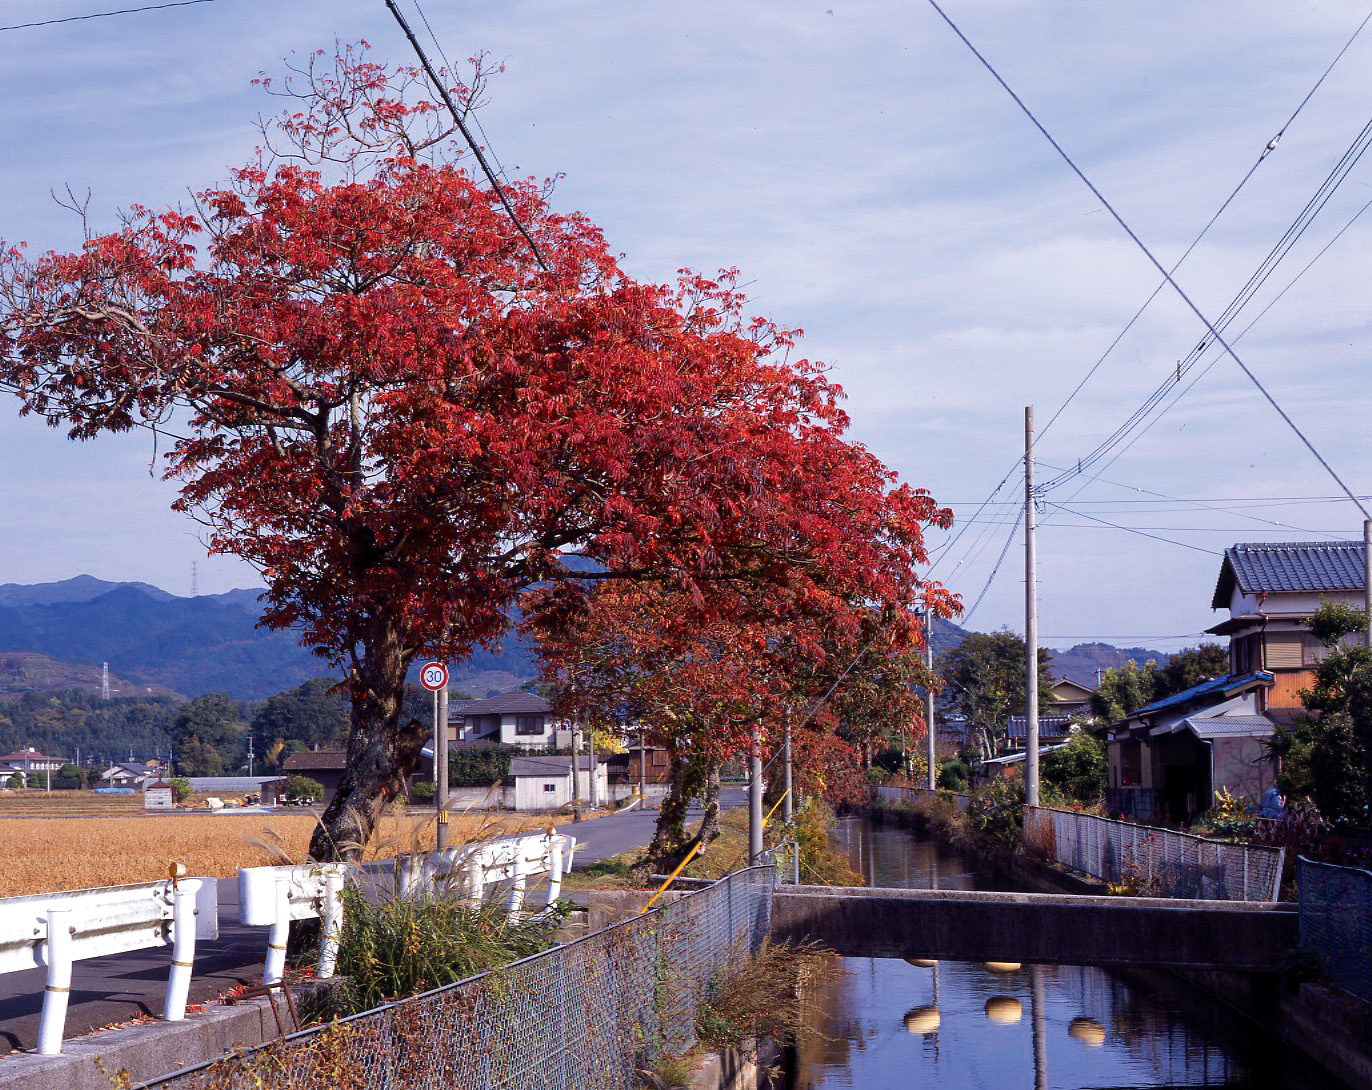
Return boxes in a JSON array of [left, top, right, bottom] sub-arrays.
[[1032, 7, 1372, 448], [381, 0, 550, 273], [1042, 502, 1222, 555], [925, 0, 1372, 521], [959, 503, 1024, 625], [0, 0, 218, 32]]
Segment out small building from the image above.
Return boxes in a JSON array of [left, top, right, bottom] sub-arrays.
[[509, 756, 608, 811], [0, 748, 69, 784], [452, 692, 572, 750], [1101, 672, 1276, 825], [1047, 676, 1096, 720], [144, 780, 176, 810], [282, 750, 349, 801]]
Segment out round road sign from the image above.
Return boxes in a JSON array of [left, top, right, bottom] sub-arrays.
[[420, 661, 449, 691]]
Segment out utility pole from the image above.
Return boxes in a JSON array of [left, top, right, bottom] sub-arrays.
[[587, 724, 598, 811], [1024, 405, 1040, 811], [783, 712, 794, 825], [749, 729, 764, 864], [571, 722, 582, 822], [436, 683, 449, 848], [638, 728, 647, 808], [925, 607, 936, 791], [1364, 519, 1371, 649], [246, 734, 254, 778]]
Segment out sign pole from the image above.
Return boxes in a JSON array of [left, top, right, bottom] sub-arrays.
[[419, 662, 451, 849]]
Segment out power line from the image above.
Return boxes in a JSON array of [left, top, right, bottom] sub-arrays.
[[926, 0, 1372, 522], [380, 0, 551, 273], [958, 503, 1024, 625], [0, 0, 219, 32], [1032, 7, 1371, 450], [1041, 502, 1222, 556]]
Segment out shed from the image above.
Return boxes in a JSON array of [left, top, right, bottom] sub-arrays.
[[509, 756, 608, 811]]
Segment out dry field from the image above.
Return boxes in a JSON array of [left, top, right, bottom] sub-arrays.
[[0, 808, 562, 898], [0, 790, 142, 816]]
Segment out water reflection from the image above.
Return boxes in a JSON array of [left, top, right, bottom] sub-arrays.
[[791, 816, 1335, 1089]]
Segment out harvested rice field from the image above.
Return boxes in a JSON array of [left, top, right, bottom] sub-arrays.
[[0, 808, 561, 898]]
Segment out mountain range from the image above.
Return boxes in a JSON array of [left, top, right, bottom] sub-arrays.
[[0, 576, 1188, 702]]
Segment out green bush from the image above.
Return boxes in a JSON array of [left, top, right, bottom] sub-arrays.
[[334, 890, 566, 1010], [409, 779, 435, 802], [1040, 730, 1106, 804], [967, 772, 1025, 851], [284, 774, 324, 803], [937, 758, 969, 791], [168, 776, 193, 803]]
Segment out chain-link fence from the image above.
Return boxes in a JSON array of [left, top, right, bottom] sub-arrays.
[[1298, 856, 1372, 1003], [1025, 807, 1284, 902], [137, 862, 776, 1090]]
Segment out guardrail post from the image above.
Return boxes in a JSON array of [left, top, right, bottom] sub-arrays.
[[37, 907, 73, 1055], [264, 873, 290, 985], [164, 879, 201, 1021], [317, 868, 344, 979]]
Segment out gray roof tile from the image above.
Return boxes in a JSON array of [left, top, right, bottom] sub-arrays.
[[1212, 541, 1365, 607]]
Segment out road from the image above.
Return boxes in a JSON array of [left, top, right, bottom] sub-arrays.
[[0, 791, 744, 1053]]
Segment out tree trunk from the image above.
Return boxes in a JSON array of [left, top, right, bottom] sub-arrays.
[[647, 743, 706, 870], [308, 618, 425, 862], [694, 758, 723, 850]]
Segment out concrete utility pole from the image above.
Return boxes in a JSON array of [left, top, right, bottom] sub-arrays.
[[783, 713, 794, 825], [436, 683, 449, 849], [570, 722, 582, 822], [587, 725, 598, 811], [1024, 405, 1040, 811], [749, 729, 764, 864], [638, 728, 647, 808], [925, 607, 937, 791], [1364, 519, 1371, 649]]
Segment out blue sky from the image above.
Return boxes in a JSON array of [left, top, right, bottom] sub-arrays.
[[0, 1, 1369, 654]]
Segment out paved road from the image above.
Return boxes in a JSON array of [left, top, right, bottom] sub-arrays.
[[0, 792, 744, 1053]]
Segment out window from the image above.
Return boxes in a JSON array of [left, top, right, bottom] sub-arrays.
[[543, 782, 557, 792], [516, 715, 545, 736]]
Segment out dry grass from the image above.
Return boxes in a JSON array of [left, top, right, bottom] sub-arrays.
[[0, 790, 142, 816], [0, 807, 561, 898]]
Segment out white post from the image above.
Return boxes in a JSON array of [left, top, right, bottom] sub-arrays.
[[1024, 405, 1040, 811], [317, 869, 344, 979], [37, 908, 74, 1055], [263, 874, 290, 985], [436, 683, 450, 850], [546, 835, 565, 904], [587, 726, 598, 811], [749, 730, 764, 865], [164, 879, 201, 1021], [1364, 519, 1371, 648], [925, 608, 937, 791]]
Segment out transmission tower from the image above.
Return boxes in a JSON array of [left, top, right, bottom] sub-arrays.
[[101, 663, 110, 701], [191, 561, 199, 598]]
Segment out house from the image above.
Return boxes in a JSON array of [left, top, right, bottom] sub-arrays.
[[1206, 540, 1367, 716], [1101, 672, 1277, 825], [0, 748, 69, 785], [1005, 715, 1075, 748], [451, 692, 572, 750], [181, 776, 286, 806], [1046, 676, 1096, 720], [509, 755, 608, 811], [282, 750, 349, 801]]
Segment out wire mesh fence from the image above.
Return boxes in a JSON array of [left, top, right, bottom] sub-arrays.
[[1298, 856, 1372, 1003], [1025, 807, 1284, 902], [137, 862, 776, 1090]]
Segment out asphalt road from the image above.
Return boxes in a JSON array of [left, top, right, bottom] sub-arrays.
[[0, 791, 744, 1054]]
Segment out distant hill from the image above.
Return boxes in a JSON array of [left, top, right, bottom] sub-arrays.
[[0, 651, 181, 702], [1045, 642, 1174, 690], [0, 577, 539, 700]]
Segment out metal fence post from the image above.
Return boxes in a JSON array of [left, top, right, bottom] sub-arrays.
[[37, 907, 73, 1055], [164, 879, 200, 1021]]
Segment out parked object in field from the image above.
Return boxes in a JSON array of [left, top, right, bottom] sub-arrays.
[[0, 876, 218, 1054]]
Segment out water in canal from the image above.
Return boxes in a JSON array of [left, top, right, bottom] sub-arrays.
[[790, 815, 1339, 1090]]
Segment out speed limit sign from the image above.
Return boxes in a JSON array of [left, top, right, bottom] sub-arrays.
[[420, 661, 449, 691]]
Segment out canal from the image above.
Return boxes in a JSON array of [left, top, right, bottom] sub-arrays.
[[788, 814, 1344, 1090]]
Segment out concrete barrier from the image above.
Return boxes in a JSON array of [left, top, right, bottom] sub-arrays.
[[772, 885, 1298, 972]]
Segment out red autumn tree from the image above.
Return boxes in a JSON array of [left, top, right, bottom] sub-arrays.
[[0, 45, 951, 859]]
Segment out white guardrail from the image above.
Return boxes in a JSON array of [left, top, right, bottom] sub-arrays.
[[0, 876, 219, 1055], [239, 830, 576, 986]]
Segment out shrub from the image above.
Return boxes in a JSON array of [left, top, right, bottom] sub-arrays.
[[168, 776, 194, 803], [966, 772, 1024, 851], [284, 775, 324, 803], [1040, 730, 1106, 804], [409, 779, 435, 802], [937, 758, 969, 791]]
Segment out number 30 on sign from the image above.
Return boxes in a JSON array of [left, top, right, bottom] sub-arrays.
[[420, 662, 449, 691]]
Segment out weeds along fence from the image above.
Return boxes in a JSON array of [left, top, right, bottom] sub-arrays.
[[137, 861, 777, 1090], [1025, 807, 1284, 902], [1298, 857, 1372, 1003], [869, 785, 970, 814]]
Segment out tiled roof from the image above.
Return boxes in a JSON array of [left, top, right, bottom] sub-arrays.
[[1005, 716, 1076, 739], [1180, 715, 1277, 738], [509, 756, 601, 777], [1129, 671, 1271, 719], [283, 750, 348, 771], [452, 691, 551, 717], [1212, 541, 1365, 608]]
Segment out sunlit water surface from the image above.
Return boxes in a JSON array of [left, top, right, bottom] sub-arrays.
[[789, 816, 1339, 1090]]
